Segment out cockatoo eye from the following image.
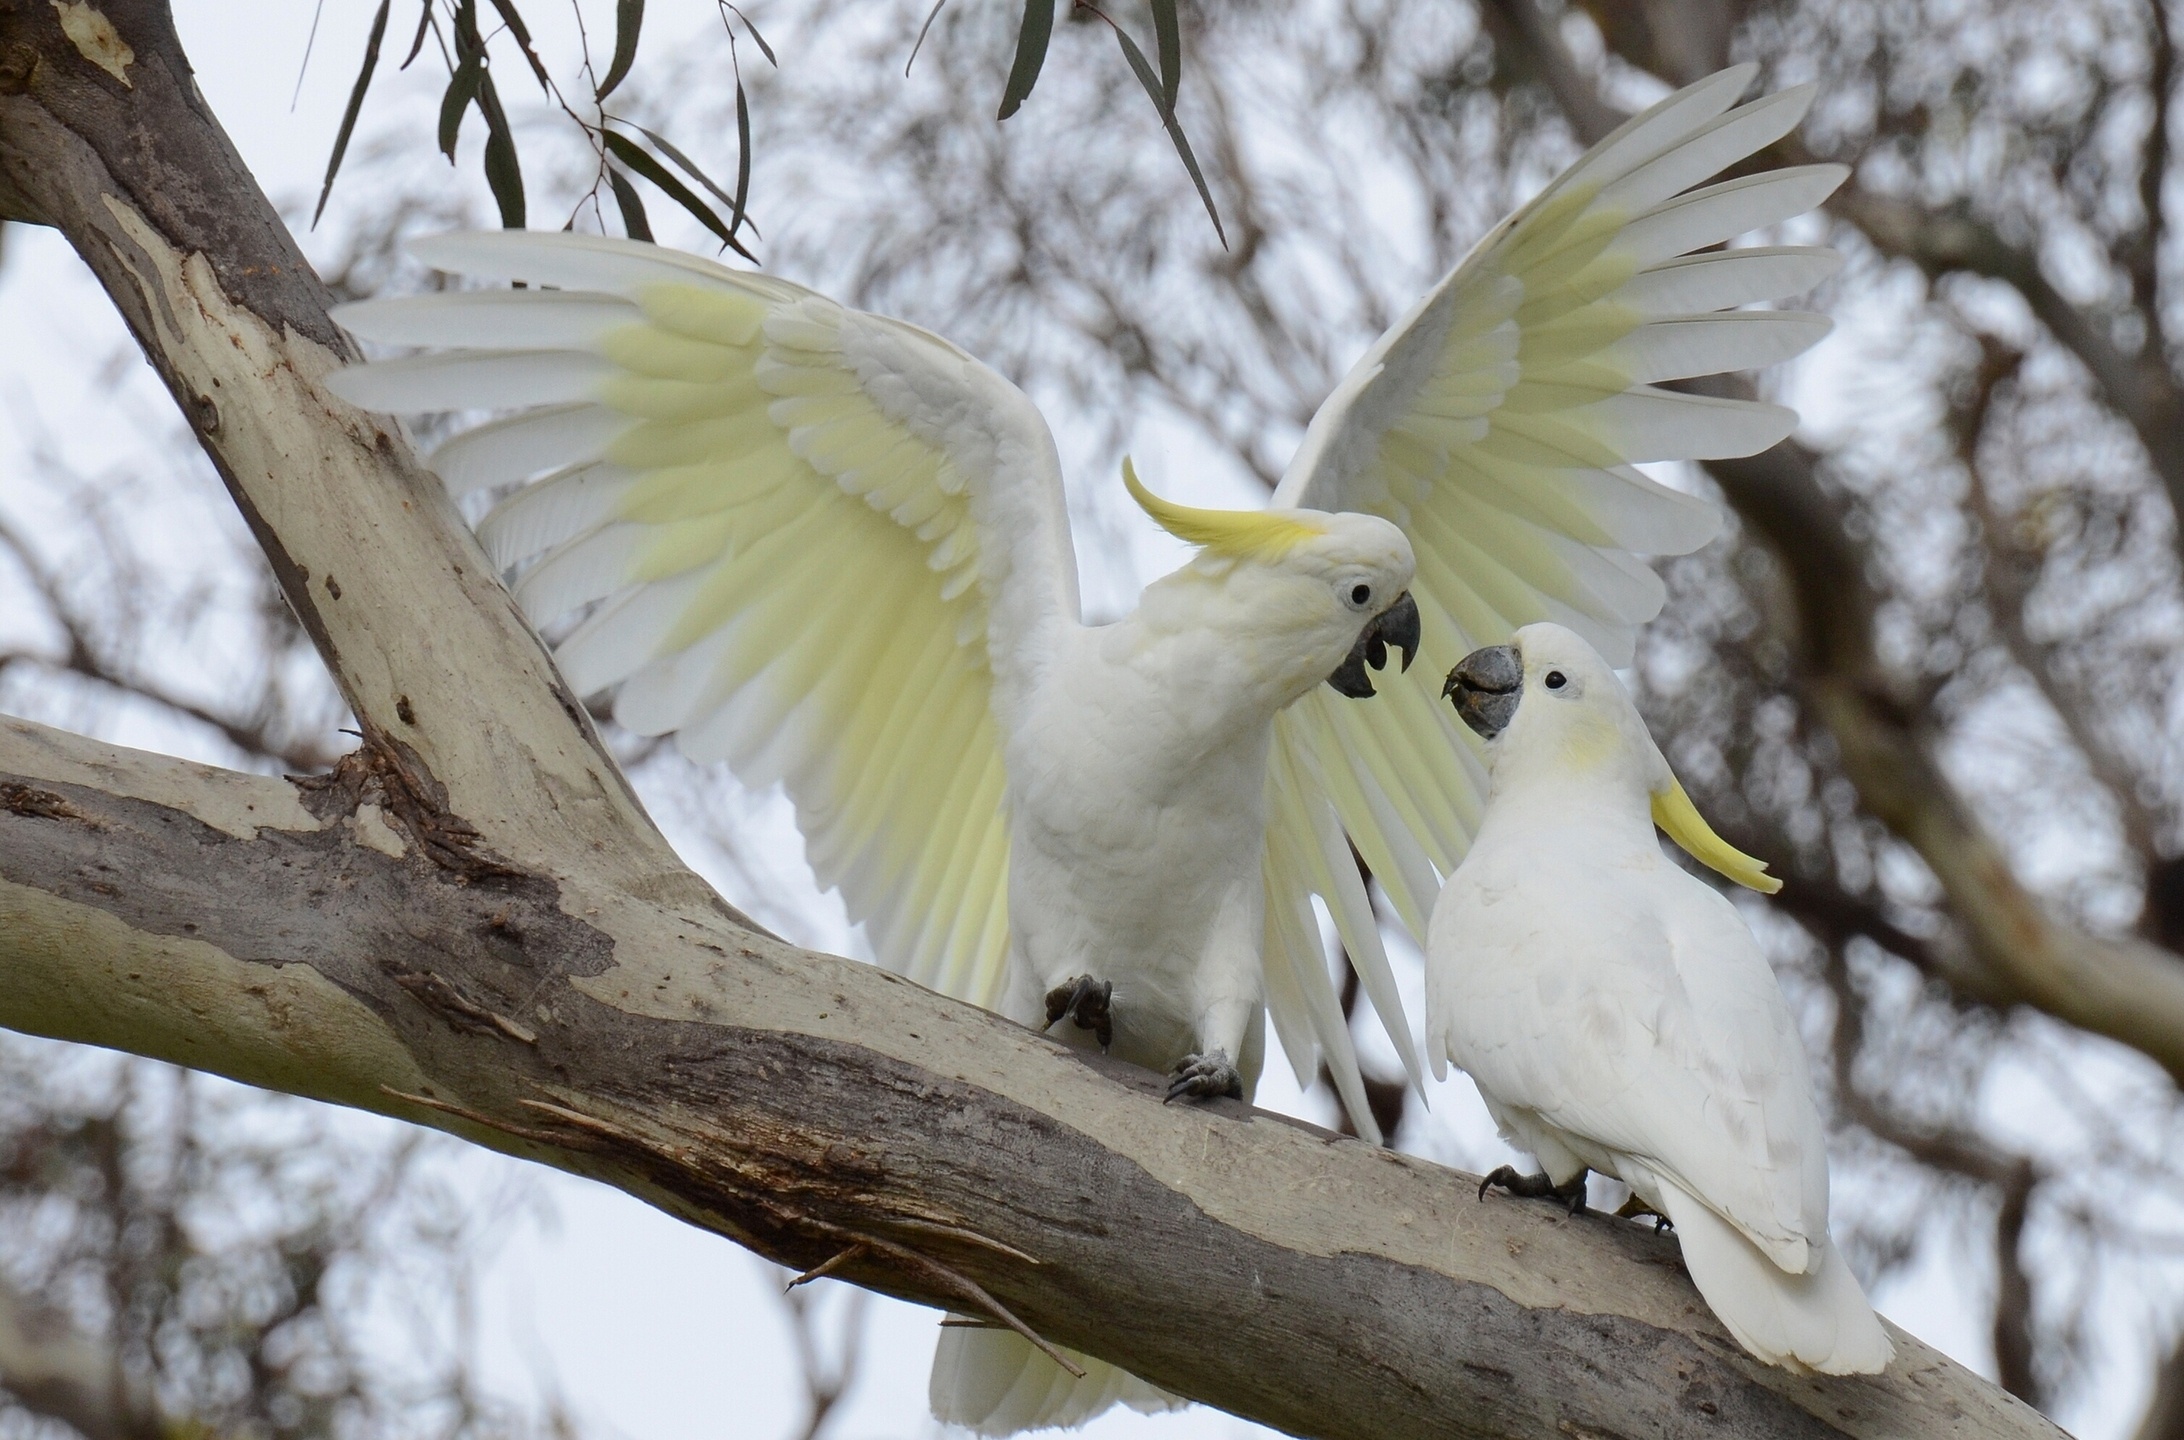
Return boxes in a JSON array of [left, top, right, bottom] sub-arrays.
[[1349, 582, 1372, 608], [1544, 670, 1568, 690]]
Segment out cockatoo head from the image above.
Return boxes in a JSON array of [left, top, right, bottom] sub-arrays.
[[1125, 461, 1420, 702], [1442, 622, 1782, 893]]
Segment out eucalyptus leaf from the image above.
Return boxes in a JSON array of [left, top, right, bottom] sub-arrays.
[[314, 0, 390, 227], [997, 0, 1054, 120], [598, 0, 642, 99], [477, 72, 526, 228], [606, 166, 653, 241], [602, 129, 756, 261], [485, 0, 552, 92], [1111, 22, 1224, 246]]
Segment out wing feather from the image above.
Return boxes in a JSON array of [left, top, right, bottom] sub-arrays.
[[327, 232, 1080, 1013], [1266, 67, 1842, 1021]]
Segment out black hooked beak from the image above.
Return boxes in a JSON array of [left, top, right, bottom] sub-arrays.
[[1326, 591, 1421, 699], [1443, 643, 1522, 738]]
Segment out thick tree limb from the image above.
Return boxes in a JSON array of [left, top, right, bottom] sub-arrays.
[[0, 714, 2058, 1440], [0, 2, 2066, 1435]]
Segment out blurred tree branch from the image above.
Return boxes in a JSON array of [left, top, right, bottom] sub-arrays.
[[0, 1273, 154, 1440]]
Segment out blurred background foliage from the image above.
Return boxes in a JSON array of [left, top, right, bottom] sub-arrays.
[[4, 0, 2184, 1435]]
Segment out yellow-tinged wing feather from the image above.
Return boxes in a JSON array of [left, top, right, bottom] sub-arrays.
[[328, 231, 1082, 1012], [1260, 68, 1840, 1079]]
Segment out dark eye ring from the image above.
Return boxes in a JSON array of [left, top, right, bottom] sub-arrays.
[[1350, 583, 1371, 606], [1545, 671, 1567, 690]]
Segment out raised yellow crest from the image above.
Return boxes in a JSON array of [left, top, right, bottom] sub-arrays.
[[1650, 780, 1782, 894], [1123, 457, 1324, 562]]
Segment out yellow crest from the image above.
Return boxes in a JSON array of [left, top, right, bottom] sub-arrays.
[[1123, 458, 1324, 561], [1650, 781, 1782, 894]]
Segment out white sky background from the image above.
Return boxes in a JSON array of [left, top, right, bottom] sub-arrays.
[[0, 3, 2164, 1438]]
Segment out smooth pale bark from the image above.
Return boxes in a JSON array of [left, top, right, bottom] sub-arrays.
[[0, 2, 2064, 1436]]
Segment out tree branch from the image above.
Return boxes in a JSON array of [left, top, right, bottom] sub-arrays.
[[0, 713, 2059, 1440], [1703, 413, 2184, 1083]]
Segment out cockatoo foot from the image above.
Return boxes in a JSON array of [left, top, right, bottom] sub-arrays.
[[1477, 1165, 1590, 1216], [1613, 1194, 1673, 1233], [1164, 1051, 1244, 1103], [1042, 975, 1115, 1052]]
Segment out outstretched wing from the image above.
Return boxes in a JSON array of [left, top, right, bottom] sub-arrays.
[[327, 232, 1082, 1010], [1263, 67, 1844, 1030]]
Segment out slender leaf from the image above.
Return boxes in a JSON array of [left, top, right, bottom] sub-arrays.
[[438, 57, 483, 159], [905, 0, 947, 75], [476, 72, 526, 228], [598, 0, 642, 99], [313, 0, 391, 227], [401, 0, 433, 69], [627, 121, 755, 239], [1150, 0, 1179, 108], [731, 75, 753, 239], [606, 166, 652, 241], [1111, 23, 1225, 246], [997, 0, 1054, 120], [720, 4, 776, 66], [485, 0, 552, 92], [439, 0, 482, 160], [602, 129, 756, 260]]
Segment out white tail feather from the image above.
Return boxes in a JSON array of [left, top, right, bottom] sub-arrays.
[[928, 1325, 1183, 1436], [1658, 1180, 1894, 1376]]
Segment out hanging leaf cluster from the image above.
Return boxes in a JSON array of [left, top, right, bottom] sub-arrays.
[[316, 0, 1220, 250], [314, 0, 760, 258], [990, 0, 1222, 244]]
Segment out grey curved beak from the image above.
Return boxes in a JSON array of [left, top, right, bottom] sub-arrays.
[[1443, 643, 1521, 738], [1327, 591, 1421, 699]]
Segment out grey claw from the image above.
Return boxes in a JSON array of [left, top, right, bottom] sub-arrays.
[[1477, 1165, 1588, 1215], [1042, 975, 1114, 1052], [1164, 1049, 1244, 1104]]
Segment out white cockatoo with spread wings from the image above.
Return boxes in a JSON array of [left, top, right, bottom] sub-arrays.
[[328, 65, 1844, 1434]]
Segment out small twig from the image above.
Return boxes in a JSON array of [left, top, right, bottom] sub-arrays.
[[515, 1095, 645, 1139], [787, 1243, 868, 1289], [378, 1086, 592, 1149], [880, 1216, 1041, 1266], [850, 1229, 1085, 1378]]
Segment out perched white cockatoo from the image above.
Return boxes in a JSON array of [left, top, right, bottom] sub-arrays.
[[326, 62, 1845, 1432], [1430, 622, 1894, 1375]]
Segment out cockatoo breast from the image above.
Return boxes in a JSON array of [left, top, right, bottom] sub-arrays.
[[1001, 619, 1280, 1008]]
